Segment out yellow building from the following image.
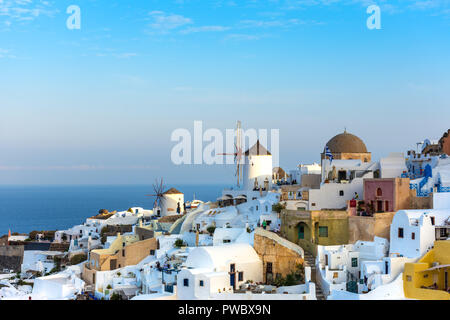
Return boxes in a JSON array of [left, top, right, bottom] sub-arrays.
[[403, 240, 450, 300], [83, 233, 158, 285]]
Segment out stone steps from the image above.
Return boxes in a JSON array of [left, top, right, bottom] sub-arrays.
[[303, 252, 326, 300]]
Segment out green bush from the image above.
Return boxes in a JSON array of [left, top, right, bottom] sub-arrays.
[[206, 225, 216, 235], [69, 253, 87, 265], [110, 292, 123, 300], [271, 264, 305, 287], [174, 239, 185, 248], [272, 203, 286, 214]]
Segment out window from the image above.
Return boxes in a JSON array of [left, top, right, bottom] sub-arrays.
[[230, 264, 235, 273], [183, 278, 189, 287], [351, 257, 358, 268], [266, 262, 273, 274], [199, 280, 204, 287], [319, 226, 328, 238], [430, 216, 435, 225], [440, 228, 447, 238], [150, 249, 155, 255], [411, 233, 415, 240], [238, 272, 244, 281], [122, 249, 125, 257], [333, 272, 338, 279], [223, 239, 231, 243], [406, 276, 412, 282], [256, 206, 259, 211], [385, 201, 389, 212], [339, 190, 344, 196], [265, 206, 269, 212], [398, 228, 404, 238], [376, 188, 382, 197]]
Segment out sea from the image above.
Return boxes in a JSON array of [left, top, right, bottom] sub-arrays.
[[0, 184, 228, 235]]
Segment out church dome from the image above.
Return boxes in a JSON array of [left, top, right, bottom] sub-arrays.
[[325, 131, 368, 153]]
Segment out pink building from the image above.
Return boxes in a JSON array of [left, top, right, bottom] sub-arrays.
[[363, 178, 411, 214]]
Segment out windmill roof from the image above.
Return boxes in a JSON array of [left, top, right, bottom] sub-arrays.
[[164, 187, 183, 195], [245, 140, 271, 156]]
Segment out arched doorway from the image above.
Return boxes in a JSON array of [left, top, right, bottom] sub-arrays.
[[296, 222, 310, 242]]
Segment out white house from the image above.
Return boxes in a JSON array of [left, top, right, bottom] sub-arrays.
[[176, 244, 263, 300], [389, 209, 450, 259], [379, 153, 408, 178], [308, 159, 377, 210], [316, 237, 389, 297], [32, 267, 85, 300], [288, 163, 321, 185]]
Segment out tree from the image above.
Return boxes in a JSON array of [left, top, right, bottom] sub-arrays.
[[206, 225, 216, 235], [272, 202, 286, 214]]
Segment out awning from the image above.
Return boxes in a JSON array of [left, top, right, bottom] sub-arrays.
[[419, 264, 450, 272], [217, 195, 233, 201]]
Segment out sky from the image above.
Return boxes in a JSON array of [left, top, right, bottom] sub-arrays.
[[0, 0, 449, 185]]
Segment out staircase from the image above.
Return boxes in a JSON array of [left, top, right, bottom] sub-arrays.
[[304, 251, 326, 300]]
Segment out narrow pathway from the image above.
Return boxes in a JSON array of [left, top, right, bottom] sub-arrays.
[[304, 251, 326, 300]]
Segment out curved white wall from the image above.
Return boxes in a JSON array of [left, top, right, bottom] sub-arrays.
[[243, 155, 272, 191]]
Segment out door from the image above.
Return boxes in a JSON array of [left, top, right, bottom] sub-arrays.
[[377, 201, 383, 212], [298, 225, 304, 240], [110, 259, 117, 270], [230, 273, 235, 289]]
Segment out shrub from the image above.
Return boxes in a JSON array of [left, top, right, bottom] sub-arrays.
[[110, 292, 123, 300], [271, 264, 305, 287], [206, 225, 216, 235], [106, 284, 112, 290], [272, 203, 286, 214], [174, 239, 185, 248], [99, 209, 109, 215], [69, 253, 87, 265]]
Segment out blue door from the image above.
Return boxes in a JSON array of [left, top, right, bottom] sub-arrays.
[[230, 273, 235, 288]]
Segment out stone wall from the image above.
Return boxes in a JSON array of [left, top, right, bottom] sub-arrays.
[[0, 245, 24, 272], [254, 228, 304, 283], [135, 227, 155, 241], [409, 190, 433, 209], [348, 212, 395, 243]]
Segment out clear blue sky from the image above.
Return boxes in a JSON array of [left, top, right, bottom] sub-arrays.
[[0, 0, 449, 185]]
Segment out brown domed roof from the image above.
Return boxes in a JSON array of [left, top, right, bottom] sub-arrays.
[[164, 188, 183, 195], [325, 131, 368, 153]]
